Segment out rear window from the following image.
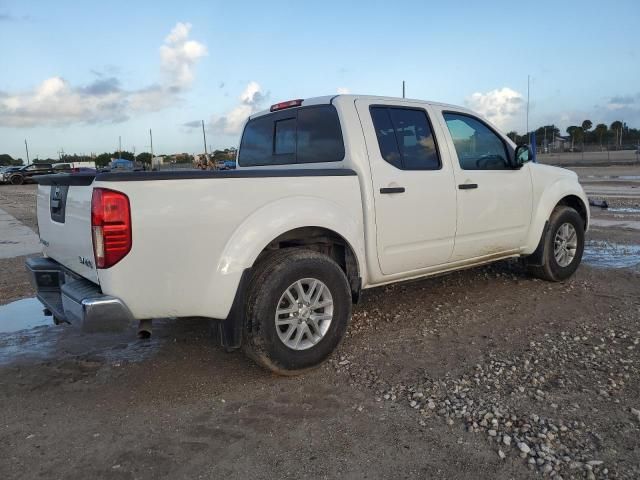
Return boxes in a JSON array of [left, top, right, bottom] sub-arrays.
[[238, 105, 345, 166]]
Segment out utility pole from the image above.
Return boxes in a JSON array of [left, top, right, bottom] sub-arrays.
[[402, 80, 405, 99], [201, 120, 208, 168], [149, 129, 154, 162], [24, 139, 30, 164], [118, 136, 122, 159]]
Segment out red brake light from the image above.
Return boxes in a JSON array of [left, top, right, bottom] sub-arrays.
[[91, 188, 131, 269], [270, 99, 303, 112]]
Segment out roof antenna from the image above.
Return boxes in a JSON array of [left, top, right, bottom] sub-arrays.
[[402, 80, 405, 99]]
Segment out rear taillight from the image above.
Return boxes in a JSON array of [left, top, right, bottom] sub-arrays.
[[91, 188, 131, 269]]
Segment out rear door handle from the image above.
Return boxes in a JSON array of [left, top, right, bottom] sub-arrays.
[[458, 183, 478, 190], [380, 187, 405, 194]]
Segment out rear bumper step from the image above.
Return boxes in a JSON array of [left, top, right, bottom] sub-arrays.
[[26, 257, 134, 332]]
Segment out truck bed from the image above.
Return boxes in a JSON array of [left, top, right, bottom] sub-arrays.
[[35, 168, 363, 320]]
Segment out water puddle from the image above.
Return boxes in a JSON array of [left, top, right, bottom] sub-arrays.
[[0, 297, 50, 333], [607, 207, 640, 214], [586, 175, 640, 180], [0, 304, 191, 366], [583, 241, 640, 269]]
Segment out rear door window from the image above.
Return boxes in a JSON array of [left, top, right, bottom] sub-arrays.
[[370, 106, 441, 170], [239, 105, 344, 166]]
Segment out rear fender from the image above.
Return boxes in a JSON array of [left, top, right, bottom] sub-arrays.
[[217, 196, 365, 279]]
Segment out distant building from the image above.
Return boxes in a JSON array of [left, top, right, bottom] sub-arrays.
[[551, 136, 571, 151], [151, 156, 166, 169]]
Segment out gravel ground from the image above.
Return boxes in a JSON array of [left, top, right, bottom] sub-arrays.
[[0, 171, 639, 479]]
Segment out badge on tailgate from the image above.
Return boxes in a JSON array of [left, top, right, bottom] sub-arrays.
[[50, 184, 69, 223]]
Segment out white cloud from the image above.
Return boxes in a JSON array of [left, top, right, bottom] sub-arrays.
[[159, 22, 207, 89], [210, 82, 267, 135], [337, 87, 350, 94], [0, 22, 206, 127], [465, 87, 524, 130]]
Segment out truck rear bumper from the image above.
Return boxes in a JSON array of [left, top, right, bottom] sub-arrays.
[[26, 257, 134, 332]]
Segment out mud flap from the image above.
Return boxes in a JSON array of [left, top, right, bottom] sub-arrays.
[[526, 221, 549, 267], [217, 269, 251, 351]]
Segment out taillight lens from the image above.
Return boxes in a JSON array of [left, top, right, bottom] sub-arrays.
[[270, 99, 303, 111], [91, 188, 131, 268]]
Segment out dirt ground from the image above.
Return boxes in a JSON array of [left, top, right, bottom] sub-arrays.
[[0, 167, 639, 480]]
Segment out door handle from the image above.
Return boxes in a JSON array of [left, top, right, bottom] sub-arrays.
[[458, 183, 478, 190], [380, 187, 405, 194]]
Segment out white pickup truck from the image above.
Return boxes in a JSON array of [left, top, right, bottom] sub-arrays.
[[28, 94, 589, 374]]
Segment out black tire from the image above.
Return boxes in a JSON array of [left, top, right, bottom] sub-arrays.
[[244, 248, 352, 375], [9, 175, 24, 185], [527, 206, 585, 282]]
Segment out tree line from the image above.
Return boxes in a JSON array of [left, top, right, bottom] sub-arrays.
[[507, 120, 639, 149]]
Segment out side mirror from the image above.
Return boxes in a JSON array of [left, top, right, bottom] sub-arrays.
[[514, 144, 533, 167]]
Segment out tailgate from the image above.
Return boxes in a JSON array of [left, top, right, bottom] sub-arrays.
[[36, 174, 99, 284]]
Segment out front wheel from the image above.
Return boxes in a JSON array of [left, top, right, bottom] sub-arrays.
[[527, 206, 585, 281], [10, 175, 24, 185], [244, 249, 352, 375]]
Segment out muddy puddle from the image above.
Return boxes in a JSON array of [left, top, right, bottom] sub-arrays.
[[0, 297, 178, 365], [583, 241, 640, 269], [0, 297, 50, 333]]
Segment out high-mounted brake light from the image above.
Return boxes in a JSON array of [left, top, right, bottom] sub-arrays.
[[270, 99, 303, 112], [91, 188, 132, 269]]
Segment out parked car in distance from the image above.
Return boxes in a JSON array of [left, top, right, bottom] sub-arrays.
[[0, 166, 23, 183], [218, 160, 236, 170], [2, 163, 69, 185], [28, 94, 589, 375]]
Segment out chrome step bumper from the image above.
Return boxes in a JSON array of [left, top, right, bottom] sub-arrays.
[[26, 257, 134, 332]]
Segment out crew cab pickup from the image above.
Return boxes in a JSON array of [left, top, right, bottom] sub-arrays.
[[28, 95, 589, 374]]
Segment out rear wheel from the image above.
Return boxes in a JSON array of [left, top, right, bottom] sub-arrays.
[[244, 249, 351, 375], [527, 206, 585, 281], [10, 175, 24, 185]]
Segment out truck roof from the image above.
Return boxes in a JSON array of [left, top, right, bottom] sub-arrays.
[[249, 94, 472, 120]]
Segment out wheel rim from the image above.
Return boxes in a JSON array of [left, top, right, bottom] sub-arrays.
[[553, 222, 578, 267], [275, 278, 333, 351]]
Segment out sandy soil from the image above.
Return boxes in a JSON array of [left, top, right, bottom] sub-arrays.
[[0, 170, 639, 479]]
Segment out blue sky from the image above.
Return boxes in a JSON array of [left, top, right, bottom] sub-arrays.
[[1, 0, 638, 160]]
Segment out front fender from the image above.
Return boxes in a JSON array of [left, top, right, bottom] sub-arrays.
[[523, 177, 589, 254], [216, 195, 366, 279]]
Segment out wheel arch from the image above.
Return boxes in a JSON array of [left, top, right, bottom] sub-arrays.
[[255, 226, 362, 301], [557, 194, 588, 229], [217, 196, 366, 300], [524, 180, 590, 258]]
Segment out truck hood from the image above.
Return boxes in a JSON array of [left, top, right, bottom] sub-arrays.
[[529, 162, 578, 180]]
